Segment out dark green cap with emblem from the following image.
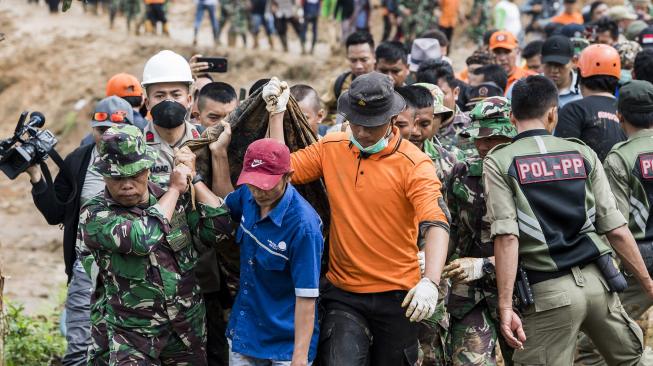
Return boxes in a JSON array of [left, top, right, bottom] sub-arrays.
[[93, 125, 158, 177], [462, 96, 516, 140]]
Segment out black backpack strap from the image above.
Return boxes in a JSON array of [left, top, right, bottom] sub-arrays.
[[334, 71, 352, 100]]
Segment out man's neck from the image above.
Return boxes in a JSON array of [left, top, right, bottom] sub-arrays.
[[515, 118, 548, 134], [623, 123, 650, 138], [580, 85, 614, 98], [155, 123, 186, 146]]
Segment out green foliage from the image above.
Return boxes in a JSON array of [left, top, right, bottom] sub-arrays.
[[5, 302, 65, 366]]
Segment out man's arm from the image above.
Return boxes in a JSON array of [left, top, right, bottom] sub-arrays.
[[494, 234, 526, 349], [423, 226, 450, 284], [603, 153, 630, 220], [291, 297, 316, 366], [606, 225, 653, 297], [208, 121, 235, 198]]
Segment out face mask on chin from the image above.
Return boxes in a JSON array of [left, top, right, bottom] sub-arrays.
[[349, 125, 391, 155], [151, 100, 188, 129]]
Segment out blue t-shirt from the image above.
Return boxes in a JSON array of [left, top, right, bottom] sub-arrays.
[[225, 184, 323, 361]]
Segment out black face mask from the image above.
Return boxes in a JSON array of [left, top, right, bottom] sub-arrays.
[[151, 100, 187, 129]]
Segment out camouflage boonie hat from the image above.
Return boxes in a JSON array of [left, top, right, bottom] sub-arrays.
[[413, 82, 454, 121], [462, 96, 516, 140], [615, 41, 642, 69], [92, 125, 158, 177]]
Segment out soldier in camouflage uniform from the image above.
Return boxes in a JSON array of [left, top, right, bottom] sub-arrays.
[[78, 125, 233, 365], [220, 0, 248, 47], [443, 97, 516, 366], [398, 0, 438, 44], [467, 0, 490, 46], [395, 83, 458, 365]]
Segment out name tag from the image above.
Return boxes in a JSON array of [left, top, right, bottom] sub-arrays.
[[515, 153, 587, 184], [639, 153, 653, 180]]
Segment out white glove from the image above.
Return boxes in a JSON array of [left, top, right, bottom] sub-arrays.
[[442, 257, 485, 283], [262, 77, 290, 114], [401, 278, 439, 322], [417, 251, 425, 276]]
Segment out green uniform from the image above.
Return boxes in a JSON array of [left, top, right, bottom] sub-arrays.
[[79, 125, 234, 364], [576, 129, 653, 365], [418, 137, 458, 366], [467, 0, 490, 45], [447, 97, 516, 366], [439, 107, 475, 158], [484, 129, 650, 365], [399, 0, 438, 43]]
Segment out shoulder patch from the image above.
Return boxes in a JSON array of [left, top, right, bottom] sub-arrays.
[[145, 131, 155, 143], [514, 152, 587, 184], [638, 153, 653, 180], [487, 141, 512, 155], [561, 137, 588, 146]]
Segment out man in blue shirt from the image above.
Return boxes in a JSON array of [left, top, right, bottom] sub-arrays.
[[210, 128, 323, 366]]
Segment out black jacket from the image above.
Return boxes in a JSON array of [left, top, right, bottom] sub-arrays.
[[31, 143, 94, 283]]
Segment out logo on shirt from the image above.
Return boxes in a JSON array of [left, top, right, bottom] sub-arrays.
[[639, 153, 653, 180], [268, 240, 287, 251], [515, 152, 587, 184], [151, 165, 169, 174], [251, 159, 264, 168]]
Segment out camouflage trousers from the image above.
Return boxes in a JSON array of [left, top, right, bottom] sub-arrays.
[[87, 289, 110, 366], [450, 305, 497, 366], [103, 302, 208, 365], [418, 282, 450, 365]]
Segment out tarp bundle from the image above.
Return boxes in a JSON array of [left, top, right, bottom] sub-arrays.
[[183, 91, 331, 289]]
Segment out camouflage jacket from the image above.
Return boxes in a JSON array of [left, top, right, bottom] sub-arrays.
[[439, 107, 475, 157], [399, 0, 438, 41], [446, 157, 498, 320], [423, 138, 461, 197], [78, 182, 233, 334]]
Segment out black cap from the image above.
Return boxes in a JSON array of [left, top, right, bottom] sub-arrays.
[[337, 72, 406, 127], [465, 83, 505, 109], [542, 35, 574, 65], [563, 0, 577, 4], [638, 26, 653, 49]]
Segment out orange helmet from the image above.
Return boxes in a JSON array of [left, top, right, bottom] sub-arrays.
[[577, 44, 621, 79], [106, 73, 143, 98]]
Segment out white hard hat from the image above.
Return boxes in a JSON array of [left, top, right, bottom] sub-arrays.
[[141, 50, 194, 87]]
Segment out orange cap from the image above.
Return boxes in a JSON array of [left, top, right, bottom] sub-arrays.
[[106, 73, 143, 98], [577, 44, 621, 79], [490, 31, 518, 50]]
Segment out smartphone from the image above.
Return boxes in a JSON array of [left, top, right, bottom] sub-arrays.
[[196, 57, 228, 73]]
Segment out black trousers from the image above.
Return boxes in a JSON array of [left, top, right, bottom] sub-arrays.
[[147, 3, 166, 24], [317, 281, 419, 366], [204, 291, 228, 366]]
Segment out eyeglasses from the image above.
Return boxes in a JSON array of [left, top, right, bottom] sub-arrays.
[[94, 111, 128, 123]]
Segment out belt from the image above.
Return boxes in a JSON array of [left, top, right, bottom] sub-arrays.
[[526, 265, 585, 286]]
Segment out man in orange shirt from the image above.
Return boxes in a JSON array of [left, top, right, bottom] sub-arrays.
[[259, 73, 450, 366], [550, 0, 584, 25], [439, 0, 461, 47], [490, 31, 535, 93]]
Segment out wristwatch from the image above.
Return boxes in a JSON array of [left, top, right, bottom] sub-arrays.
[[482, 258, 495, 275], [192, 173, 204, 185]]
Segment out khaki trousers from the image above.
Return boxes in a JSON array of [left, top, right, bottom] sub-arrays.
[[511, 264, 653, 365], [575, 275, 653, 365]]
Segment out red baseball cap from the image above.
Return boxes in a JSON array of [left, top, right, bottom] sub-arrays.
[[237, 138, 292, 190]]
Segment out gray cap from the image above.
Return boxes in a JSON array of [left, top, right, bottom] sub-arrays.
[[408, 38, 442, 72], [337, 72, 406, 127], [626, 20, 648, 41], [608, 5, 638, 21], [90, 96, 135, 128]]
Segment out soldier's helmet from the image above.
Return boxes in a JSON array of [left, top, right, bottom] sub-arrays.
[[462, 96, 517, 140], [92, 125, 158, 177]]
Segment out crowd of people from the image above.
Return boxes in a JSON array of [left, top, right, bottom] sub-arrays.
[[16, 0, 653, 365]]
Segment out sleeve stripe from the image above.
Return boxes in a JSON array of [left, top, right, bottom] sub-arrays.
[[295, 288, 319, 297]]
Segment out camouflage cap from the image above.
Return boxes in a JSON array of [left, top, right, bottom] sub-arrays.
[[92, 125, 158, 178], [615, 41, 642, 68], [412, 82, 454, 120], [462, 96, 516, 140]]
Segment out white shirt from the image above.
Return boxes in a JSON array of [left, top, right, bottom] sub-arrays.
[[494, 1, 522, 39]]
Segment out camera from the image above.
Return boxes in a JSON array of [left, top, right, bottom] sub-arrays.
[[0, 111, 58, 180]]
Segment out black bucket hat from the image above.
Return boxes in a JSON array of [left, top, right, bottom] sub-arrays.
[[337, 72, 406, 127]]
